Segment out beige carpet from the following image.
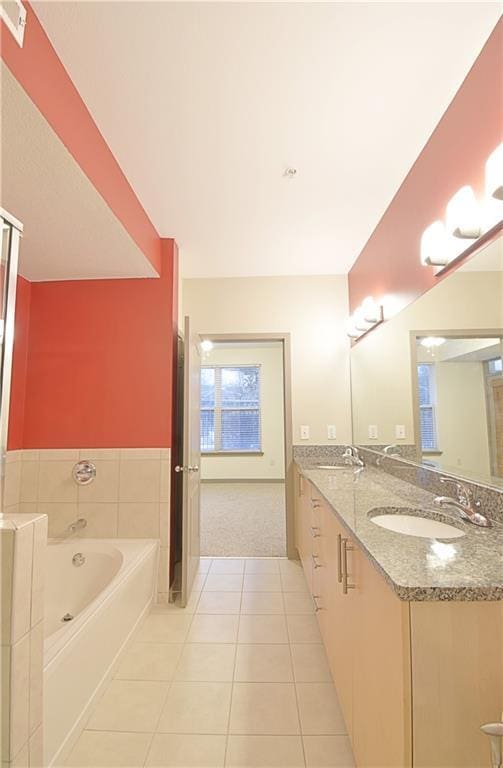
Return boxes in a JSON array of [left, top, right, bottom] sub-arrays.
[[200, 482, 287, 557]]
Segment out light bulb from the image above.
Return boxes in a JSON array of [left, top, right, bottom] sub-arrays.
[[346, 317, 361, 339], [420, 221, 452, 267], [485, 143, 503, 201], [200, 339, 214, 353], [445, 186, 481, 239], [361, 296, 382, 324]]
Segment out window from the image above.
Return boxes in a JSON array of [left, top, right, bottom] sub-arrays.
[[201, 365, 261, 453], [417, 363, 438, 451]]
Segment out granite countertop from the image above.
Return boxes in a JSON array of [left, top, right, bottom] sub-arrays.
[[296, 460, 503, 602]]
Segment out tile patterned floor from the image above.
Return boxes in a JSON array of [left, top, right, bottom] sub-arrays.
[[64, 558, 355, 768]]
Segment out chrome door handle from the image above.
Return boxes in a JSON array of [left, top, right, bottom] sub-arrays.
[[310, 526, 321, 538], [337, 533, 343, 583], [174, 465, 186, 473], [342, 538, 355, 595], [311, 499, 322, 508], [188, 465, 199, 472], [311, 554, 323, 569]]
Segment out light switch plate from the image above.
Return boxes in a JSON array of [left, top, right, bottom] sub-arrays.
[[327, 425, 337, 440], [368, 425, 378, 440], [395, 424, 406, 439], [300, 425, 310, 440]]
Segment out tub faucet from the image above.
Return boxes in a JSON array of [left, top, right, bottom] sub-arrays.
[[434, 477, 491, 528], [64, 518, 87, 537], [342, 446, 365, 468]]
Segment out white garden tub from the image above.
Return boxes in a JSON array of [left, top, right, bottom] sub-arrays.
[[43, 539, 159, 766]]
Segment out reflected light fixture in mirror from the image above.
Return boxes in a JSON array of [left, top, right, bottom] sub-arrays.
[[420, 221, 453, 267], [446, 186, 481, 239], [346, 296, 384, 339], [486, 143, 503, 201], [200, 339, 214, 353]]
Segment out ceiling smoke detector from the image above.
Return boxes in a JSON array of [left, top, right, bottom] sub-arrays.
[[284, 167, 298, 178]]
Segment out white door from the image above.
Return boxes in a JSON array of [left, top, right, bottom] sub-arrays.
[[178, 316, 201, 607]]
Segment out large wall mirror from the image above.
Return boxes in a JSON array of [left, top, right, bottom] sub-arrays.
[[350, 234, 503, 489]]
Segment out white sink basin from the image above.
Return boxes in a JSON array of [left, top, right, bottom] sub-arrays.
[[371, 513, 465, 539]]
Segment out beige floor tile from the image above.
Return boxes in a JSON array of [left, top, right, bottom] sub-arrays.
[[65, 730, 151, 767], [197, 592, 242, 614], [187, 614, 239, 644], [86, 680, 169, 732], [303, 735, 355, 767], [234, 645, 293, 682], [283, 593, 315, 615], [146, 733, 226, 767], [243, 575, 282, 592], [291, 644, 332, 682], [136, 614, 193, 643], [237, 615, 288, 644], [286, 615, 322, 644], [114, 642, 183, 681], [243, 559, 280, 575], [280, 573, 309, 593], [278, 559, 303, 576], [174, 643, 236, 682], [157, 682, 232, 734], [209, 559, 245, 575], [296, 684, 347, 735], [229, 683, 300, 735], [198, 559, 213, 574], [225, 735, 304, 767], [240, 593, 284, 615], [204, 575, 244, 592]]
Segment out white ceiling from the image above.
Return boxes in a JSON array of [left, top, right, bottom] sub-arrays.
[[29, 3, 503, 278], [1, 64, 157, 281]]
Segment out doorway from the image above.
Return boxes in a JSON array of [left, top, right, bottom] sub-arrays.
[[199, 334, 293, 559]]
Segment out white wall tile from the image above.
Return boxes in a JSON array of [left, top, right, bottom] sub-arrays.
[[29, 623, 43, 736], [160, 461, 170, 503], [118, 503, 160, 538], [9, 632, 30, 761], [4, 461, 21, 508], [120, 449, 161, 460], [11, 526, 34, 643], [78, 504, 118, 537], [159, 503, 170, 547], [157, 547, 169, 594], [77, 461, 119, 503], [119, 460, 161, 502], [30, 519, 47, 629], [19, 464, 39, 505], [79, 448, 120, 461], [38, 503, 78, 539], [1, 529, 15, 644], [38, 462, 77, 503]]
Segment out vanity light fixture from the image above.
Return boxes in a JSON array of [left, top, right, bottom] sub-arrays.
[[420, 336, 446, 349], [445, 186, 481, 239], [420, 221, 452, 267], [485, 143, 503, 201], [200, 339, 214, 353], [346, 297, 384, 339]]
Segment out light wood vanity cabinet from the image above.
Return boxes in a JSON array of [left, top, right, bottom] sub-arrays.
[[293, 466, 503, 768]]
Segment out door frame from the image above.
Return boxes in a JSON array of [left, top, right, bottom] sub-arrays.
[[199, 332, 296, 559]]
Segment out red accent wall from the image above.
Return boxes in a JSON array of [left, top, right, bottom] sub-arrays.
[[1, 2, 161, 274], [8, 242, 178, 450], [348, 20, 503, 314]]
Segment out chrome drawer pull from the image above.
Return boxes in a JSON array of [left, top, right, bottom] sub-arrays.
[[311, 499, 322, 509], [310, 526, 321, 538], [311, 554, 323, 569], [342, 538, 355, 595]]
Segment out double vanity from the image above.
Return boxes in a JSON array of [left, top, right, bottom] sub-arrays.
[[293, 457, 503, 768]]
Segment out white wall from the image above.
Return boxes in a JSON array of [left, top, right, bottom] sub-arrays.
[[351, 270, 503, 446], [201, 344, 285, 481], [435, 361, 491, 476], [182, 275, 352, 446]]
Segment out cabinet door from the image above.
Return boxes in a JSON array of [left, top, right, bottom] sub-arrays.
[[352, 549, 412, 768]]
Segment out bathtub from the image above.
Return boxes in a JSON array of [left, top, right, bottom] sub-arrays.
[[43, 538, 159, 766]]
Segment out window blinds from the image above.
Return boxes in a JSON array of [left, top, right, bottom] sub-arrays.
[[417, 364, 437, 451], [201, 365, 261, 452]]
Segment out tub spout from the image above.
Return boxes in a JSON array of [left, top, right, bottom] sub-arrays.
[[65, 518, 87, 537]]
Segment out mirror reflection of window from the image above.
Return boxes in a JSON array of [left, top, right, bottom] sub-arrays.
[[417, 363, 438, 452]]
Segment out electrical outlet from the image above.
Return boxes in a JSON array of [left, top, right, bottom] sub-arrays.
[[395, 424, 406, 439], [327, 425, 337, 440], [368, 425, 378, 440], [300, 425, 310, 440]]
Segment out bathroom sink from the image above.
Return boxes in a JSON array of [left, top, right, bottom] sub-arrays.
[[369, 508, 466, 539]]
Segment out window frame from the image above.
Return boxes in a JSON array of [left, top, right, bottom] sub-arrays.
[[201, 363, 263, 455]]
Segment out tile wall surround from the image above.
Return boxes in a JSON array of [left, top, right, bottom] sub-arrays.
[[1, 512, 47, 767], [3, 448, 171, 600]]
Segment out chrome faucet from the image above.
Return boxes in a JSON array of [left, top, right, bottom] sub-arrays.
[[383, 444, 401, 456], [342, 446, 365, 468], [434, 477, 491, 528], [64, 518, 87, 537]]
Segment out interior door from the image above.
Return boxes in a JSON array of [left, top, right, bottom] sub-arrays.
[[178, 315, 201, 607]]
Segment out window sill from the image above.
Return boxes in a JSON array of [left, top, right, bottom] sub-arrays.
[[202, 451, 264, 457]]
